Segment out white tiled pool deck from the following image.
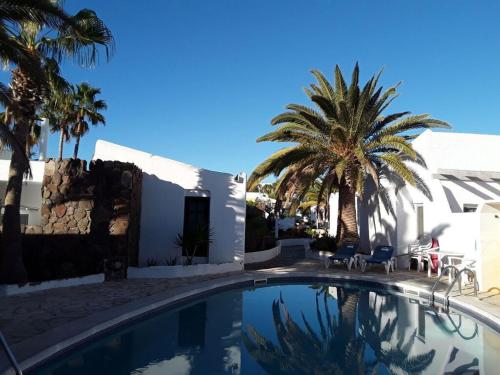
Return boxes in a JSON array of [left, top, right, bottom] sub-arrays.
[[1, 246, 499, 373]]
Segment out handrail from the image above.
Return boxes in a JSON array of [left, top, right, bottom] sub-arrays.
[[430, 265, 461, 302], [430, 265, 477, 309], [0, 330, 23, 375], [445, 267, 478, 299]]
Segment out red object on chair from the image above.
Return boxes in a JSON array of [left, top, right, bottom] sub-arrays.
[[430, 238, 440, 273]]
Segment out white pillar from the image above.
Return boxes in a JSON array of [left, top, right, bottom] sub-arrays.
[[38, 118, 49, 161]]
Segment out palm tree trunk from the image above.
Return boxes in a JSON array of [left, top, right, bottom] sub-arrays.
[[73, 134, 80, 159], [336, 288, 360, 369], [337, 180, 359, 243], [0, 66, 42, 283], [337, 288, 359, 333], [0, 118, 29, 283], [58, 129, 64, 160]]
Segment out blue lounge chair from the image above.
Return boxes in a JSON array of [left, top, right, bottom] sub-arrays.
[[361, 245, 395, 274], [325, 243, 359, 271]]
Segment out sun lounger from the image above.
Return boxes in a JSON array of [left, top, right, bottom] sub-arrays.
[[325, 243, 359, 271], [360, 245, 395, 274]]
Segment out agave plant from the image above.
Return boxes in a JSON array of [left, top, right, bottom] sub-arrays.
[[248, 64, 450, 244], [175, 225, 214, 265]]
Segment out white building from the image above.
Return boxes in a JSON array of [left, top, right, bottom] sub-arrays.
[[0, 120, 49, 226], [93, 140, 247, 268], [330, 130, 500, 290]]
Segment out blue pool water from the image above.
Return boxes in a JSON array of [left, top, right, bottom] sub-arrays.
[[31, 283, 499, 374]]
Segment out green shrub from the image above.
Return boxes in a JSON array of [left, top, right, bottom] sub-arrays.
[[310, 236, 336, 252], [245, 205, 275, 252]]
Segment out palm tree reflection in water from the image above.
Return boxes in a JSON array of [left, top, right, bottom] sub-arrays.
[[243, 286, 435, 374]]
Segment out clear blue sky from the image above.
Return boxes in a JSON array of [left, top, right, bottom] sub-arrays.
[[21, 1, 500, 175]]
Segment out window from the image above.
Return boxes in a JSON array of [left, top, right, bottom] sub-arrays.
[[183, 196, 210, 257], [463, 204, 478, 213]]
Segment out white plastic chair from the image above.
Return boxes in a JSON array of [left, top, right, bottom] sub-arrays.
[[408, 234, 433, 271]]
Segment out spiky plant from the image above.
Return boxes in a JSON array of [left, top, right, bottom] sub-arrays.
[[174, 225, 214, 266], [69, 83, 106, 159], [248, 64, 450, 243], [0, 1, 113, 283]]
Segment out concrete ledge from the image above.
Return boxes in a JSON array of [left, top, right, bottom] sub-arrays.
[[0, 274, 104, 297], [277, 238, 312, 247], [244, 244, 281, 264], [127, 262, 243, 279]]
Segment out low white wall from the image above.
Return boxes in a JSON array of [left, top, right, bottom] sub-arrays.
[[0, 274, 104, 297], [244, 244, 281, 264], [127, 262, 243, 279], [277, 238, 312, 247]]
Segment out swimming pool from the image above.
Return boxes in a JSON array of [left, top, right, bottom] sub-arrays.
[[30, 282, 499, 374]]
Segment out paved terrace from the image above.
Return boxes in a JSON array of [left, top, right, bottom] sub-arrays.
[[1, 246, 499, 371]]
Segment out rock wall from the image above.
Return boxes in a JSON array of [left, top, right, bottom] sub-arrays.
[[20, 159, 142, 280], [39, 159, 92, 235]]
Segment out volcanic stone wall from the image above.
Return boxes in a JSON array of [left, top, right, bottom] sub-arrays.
[[19, 158, 142, 280]]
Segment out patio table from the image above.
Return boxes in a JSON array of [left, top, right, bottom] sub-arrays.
[[425, 250, 465, 279]]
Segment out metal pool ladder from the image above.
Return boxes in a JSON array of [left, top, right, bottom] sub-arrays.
[[430, 265, 477, 309], [0, 330, 23, 375]]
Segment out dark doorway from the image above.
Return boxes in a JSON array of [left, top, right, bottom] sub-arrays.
[[183, 196, 210, 257]]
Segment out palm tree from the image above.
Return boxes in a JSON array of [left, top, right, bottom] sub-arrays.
[[41, 91, 73, 160], [0, 0, 74, 67], [68, 83, 106, 159], [248, 64, 450, 243], [0, 3, 113, 283]]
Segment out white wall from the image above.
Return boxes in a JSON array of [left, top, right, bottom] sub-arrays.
[[0, 159, 45, 225], [93, 140, 246, 266], [354, 131, 500, 260], [477, 202, 500, 291]]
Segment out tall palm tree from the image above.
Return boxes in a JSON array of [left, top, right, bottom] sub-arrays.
[[0, 2, 113, 283], [0, 0, 73, 67], [248, 64, 450, 243], [69, 82, 106, 160], [41, 91, 72, 160]]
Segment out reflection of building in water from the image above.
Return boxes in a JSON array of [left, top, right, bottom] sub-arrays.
[[41, 290, 243, 375], [132, 291, 243, 374], [328, 286, 337, 299], [361, 291, 499, 374]]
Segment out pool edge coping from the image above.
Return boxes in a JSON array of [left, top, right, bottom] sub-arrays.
[[12, 272, 500, 374]]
